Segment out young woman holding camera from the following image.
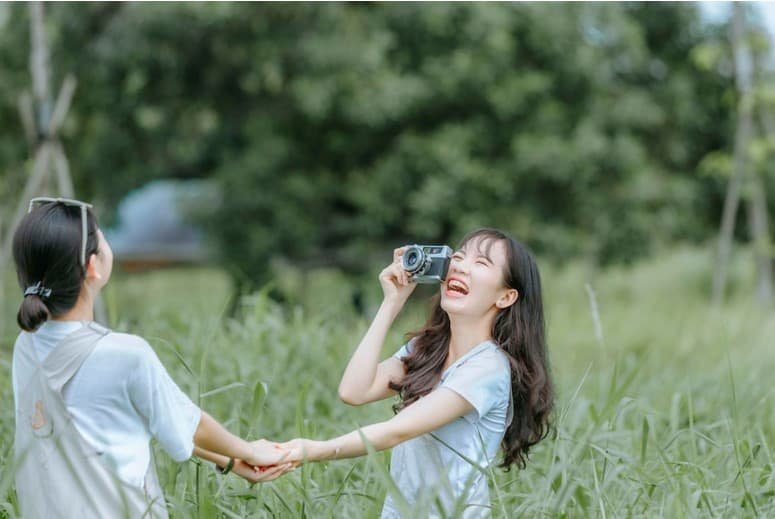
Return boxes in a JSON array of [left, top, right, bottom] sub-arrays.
[[283, 228, 554, 518], [11, 198, 292, 518]]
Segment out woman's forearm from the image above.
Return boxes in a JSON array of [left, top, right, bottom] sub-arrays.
[[338, 299, 402, 401], [194, 412, 290, 467], [292, 387, 476, 464], [309, 420, 406, 461], [193, 445, 231, 469], [193, 411, 252, 461]]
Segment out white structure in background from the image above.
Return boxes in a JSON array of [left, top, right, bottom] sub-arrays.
[[105, 179, 218, 272]]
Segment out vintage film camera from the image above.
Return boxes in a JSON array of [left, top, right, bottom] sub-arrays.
[[401, 244, 453, 284]]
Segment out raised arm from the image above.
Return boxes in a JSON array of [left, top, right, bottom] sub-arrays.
[[338, 248, 416, 405], [284, 387, 475, 461]]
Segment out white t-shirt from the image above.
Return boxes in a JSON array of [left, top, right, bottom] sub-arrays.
[[382, 340, 512, 519], [12, 320, 202, 488]]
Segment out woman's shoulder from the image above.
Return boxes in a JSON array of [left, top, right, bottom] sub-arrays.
[[11, 330, 32, 366], [94, 331, 157, 363], [448, 342, 511, 388], [472, 342, 511, 374], [100, 330, 150, 348], [12, 330, 30, 349], [475, 344, 512, 403], [460, 343, 512, 392]]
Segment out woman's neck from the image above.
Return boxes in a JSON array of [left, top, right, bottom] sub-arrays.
[[53, 290, 95, 322], [447, 313, 494, 361]]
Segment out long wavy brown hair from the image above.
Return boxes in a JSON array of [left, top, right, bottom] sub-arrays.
[[389, 228, 553, 470]]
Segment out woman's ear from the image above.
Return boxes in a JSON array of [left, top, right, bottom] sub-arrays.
[[496, 288, 518, 309], [85, 253, 102, 282]]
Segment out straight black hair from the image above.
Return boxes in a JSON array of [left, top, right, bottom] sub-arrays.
[[13, 202, 99, 331]]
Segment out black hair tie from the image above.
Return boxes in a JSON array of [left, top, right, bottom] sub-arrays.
[[24, 281, 52, 299]]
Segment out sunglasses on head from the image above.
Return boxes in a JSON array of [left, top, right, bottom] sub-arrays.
[[28, 197, 94, 267]]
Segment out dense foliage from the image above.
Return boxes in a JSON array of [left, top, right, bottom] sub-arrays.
[[0, 3, 740, 289]]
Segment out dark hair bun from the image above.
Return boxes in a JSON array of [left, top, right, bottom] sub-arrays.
[[17, 295, 50, 332]]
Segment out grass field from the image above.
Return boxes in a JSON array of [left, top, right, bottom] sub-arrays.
[[1, 245, 774, 518]]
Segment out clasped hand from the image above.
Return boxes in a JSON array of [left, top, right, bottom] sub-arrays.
[[226, 438, 321, 484], [232, 439, 295, 484]]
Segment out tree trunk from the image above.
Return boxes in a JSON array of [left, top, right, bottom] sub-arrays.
[[0, 3, 78, 272], [0, 145, 52, 271], [52, 143, 75, 198], [0, 212, 4, 339], [29, 2, 51, 136], [712, 3, 753, 305], [752, 92, 774, 304], [747, 169, 772, 304], [749, 17, 774, 306]]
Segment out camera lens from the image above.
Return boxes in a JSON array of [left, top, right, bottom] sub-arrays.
[[405, 250, 420, 268], [402, 245, 426, 275]]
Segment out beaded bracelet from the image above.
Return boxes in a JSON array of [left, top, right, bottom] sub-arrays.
[[216, 457, 235, 475]]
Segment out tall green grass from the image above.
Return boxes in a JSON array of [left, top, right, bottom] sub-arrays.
[[1, 246, 773, 517]]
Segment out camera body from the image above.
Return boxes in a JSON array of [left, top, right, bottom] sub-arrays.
[[401, 244, 453, 284]]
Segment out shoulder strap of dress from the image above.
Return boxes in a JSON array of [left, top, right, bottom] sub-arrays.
[[41, 321, 111, 394]]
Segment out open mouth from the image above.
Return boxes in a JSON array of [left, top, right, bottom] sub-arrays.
[[446, 277, 469, 296]]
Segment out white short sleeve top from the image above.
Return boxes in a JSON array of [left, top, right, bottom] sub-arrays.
[[12, 320, 202, 488], [382, 339, 512, 518]]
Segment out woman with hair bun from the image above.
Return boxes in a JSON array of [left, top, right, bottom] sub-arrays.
[[11, 198, 292, 518]]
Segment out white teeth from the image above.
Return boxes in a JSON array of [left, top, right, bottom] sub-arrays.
[[448, 279, 468, 294]]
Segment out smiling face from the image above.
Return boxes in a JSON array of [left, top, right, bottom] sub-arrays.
[[440, 234, 518, 320]]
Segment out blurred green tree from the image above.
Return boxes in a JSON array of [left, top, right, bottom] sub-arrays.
[[0, 3, 737, 292]]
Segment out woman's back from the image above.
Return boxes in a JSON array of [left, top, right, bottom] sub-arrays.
[[13, 322, 167, 517], [13, 321, 200, 487]]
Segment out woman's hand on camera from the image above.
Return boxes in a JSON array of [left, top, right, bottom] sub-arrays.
[[379, 247, 417, 305]]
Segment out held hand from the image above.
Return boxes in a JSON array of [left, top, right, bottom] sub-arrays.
[[379, 247, 417, 305], [245, 439, 290, 467], [280, 438, 322, 464], [232, 459, 295, 484]]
